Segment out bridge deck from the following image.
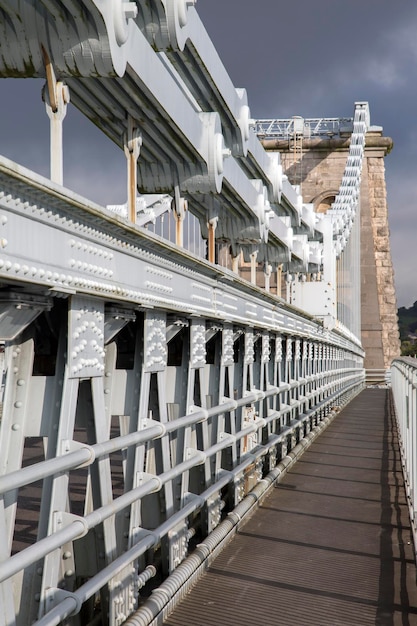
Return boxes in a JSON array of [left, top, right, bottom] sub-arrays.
[[162, 388, 417, 626]]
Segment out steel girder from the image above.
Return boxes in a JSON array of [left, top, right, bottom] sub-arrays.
[[0, 2, 368, 623], [0, 0, 322, 273]]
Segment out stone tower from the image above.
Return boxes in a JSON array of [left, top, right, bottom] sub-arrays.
[[262, 127, 400, 379]]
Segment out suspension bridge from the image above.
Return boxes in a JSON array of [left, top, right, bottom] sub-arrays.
[[0, 2, 415, 625]]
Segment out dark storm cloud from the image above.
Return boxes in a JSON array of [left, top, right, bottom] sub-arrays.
[[0, 1, 416, 305]]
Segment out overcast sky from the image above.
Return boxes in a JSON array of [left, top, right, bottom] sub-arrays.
[[0, 1, 416, 306]]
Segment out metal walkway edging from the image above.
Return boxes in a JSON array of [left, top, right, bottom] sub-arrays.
[[390, 385, 417, 568]]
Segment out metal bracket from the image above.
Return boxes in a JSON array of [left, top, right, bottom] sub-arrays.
[[268, 446, 278, 471], [187, 406, 208, 423], [52, 511, 89, 538], [43, 587, 81, 617], [167, 520, 189, 572], [234, 474, 245, 505], [172, 184, 187, 247], [183, 448, 206, 468], [141, 418, 166, 438], [130, 525, 155, 546], [204, 491, 222, 533], [68, 296, 105, 379], [219, 432, 235, 444], [41, 46, 70, 185], [134, 471, 163, 493], [59, 439, 95, 467], [124, 115, 142, 223]]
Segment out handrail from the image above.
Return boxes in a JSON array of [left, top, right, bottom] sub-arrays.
[[391, 357, 417, 564]]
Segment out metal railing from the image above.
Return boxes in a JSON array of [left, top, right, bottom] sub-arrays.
[[255, 117, 354, 139], [391, 357, 417, 559], [0, 2, 369, 625], [1, 351, 364, 626]]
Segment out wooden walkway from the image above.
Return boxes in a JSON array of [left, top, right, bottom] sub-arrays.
[[163, 389, 417, 626]]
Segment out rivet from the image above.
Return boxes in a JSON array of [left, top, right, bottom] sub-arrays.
[[11, 423, 20, 430], [17, 379, 25, 386]]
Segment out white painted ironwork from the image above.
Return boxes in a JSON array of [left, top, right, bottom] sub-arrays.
[[290, 102, 368, 336], [391, 358, 417, 564], [255, 117, 354, 139], [329, 102, 370, 256], [0, 2, 370, 625], [0, 149, 366, 626]]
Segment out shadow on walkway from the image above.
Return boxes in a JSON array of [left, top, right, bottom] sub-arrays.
[[163, 389, 417, 626]]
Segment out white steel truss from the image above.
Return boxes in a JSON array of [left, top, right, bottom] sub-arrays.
[[0, 2, 369, 625]]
